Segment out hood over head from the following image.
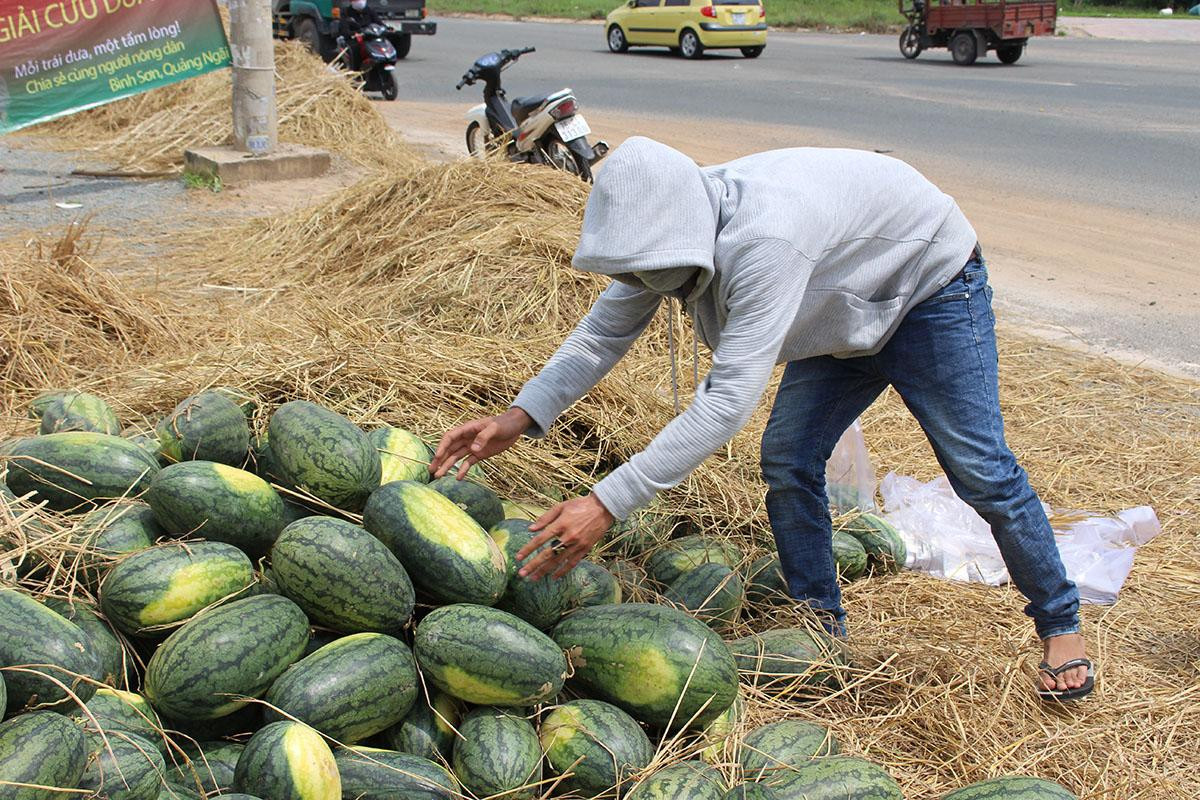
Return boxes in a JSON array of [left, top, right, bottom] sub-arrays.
[[573, 137, 718, 302]]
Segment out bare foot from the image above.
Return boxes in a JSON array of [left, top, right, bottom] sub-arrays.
[[1040, 633, 1090, 692]]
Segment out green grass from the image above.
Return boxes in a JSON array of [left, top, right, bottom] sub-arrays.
[[431, 0, 1198, 30], [182, 171, 222, 193]]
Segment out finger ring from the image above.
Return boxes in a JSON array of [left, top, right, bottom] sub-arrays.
[[550, 538, 566, 554]]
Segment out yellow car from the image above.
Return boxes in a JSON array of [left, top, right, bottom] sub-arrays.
[[606, 0, 767, 59]]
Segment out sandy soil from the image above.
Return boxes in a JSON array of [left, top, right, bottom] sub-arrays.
[[378, 99, 1200, 379]]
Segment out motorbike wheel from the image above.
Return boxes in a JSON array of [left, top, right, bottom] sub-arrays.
[[380, 71, 398, 101], [900, 25, 922, 59], [542, 139, 589, 181], [466, 121, 489, 158]]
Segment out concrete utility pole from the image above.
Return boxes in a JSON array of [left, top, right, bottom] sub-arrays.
[[228, 0, 277, 155]]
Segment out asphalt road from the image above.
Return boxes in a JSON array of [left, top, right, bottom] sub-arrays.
[[401, 18, 1200, 218]]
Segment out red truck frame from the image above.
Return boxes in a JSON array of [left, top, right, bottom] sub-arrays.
[[898, 0, 1057, 65]]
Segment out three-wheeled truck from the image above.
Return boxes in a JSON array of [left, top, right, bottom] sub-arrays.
[[272, 0, 436, 62], [899, 0, 1056, 65]]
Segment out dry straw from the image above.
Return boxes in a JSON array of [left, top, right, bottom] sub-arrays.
[[2, 46, 1198, 800]]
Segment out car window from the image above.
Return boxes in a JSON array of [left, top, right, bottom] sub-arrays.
[[713, 0, 760, 4], [663, 0, 690, 5], [634, 0, 661, 7]]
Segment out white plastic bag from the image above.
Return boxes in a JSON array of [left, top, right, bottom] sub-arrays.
[[825, 419, 876, 514], [879, 472, 1161, 605]]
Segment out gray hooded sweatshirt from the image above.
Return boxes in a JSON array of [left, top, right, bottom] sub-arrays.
[[512, 137, 977, 521]]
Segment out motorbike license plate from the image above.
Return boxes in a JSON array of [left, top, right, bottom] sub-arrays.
[[733, 12, 747, 24], [554, 115, 591, 142]]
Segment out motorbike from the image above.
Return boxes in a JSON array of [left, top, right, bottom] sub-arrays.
[[456, 47, 608, 181], [338, 22, 399, 101]]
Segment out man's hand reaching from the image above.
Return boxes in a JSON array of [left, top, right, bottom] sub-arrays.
[[429, 408, 532, 480]]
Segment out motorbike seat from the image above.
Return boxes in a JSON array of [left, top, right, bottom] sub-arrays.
[[511, 94, 552, 124]]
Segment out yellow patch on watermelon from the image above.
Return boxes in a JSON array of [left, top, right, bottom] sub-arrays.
[[432, 692, 459, 736], [608, 645, 679, 707], [396, 484, 491, 558], [377, 427, 430, 484], [283, 723, 341, 800], [438, 665, 523, 705], [138, 561, 251, 626], [212, 462, 269, 494], [539, 704, 585, 753]]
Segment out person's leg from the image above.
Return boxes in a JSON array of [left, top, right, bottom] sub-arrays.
[[879, 254, 1088, 692], [761, 356, 887, 636]]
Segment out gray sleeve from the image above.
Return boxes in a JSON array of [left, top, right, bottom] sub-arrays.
[[512, 282, 662, 438], [591, 240, 810, 520]]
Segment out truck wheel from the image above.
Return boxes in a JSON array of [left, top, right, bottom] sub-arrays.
[[996, 43, 1023, 63], [297, 18, 323, 58], [950, 31, 978, 65], [393, 33, 412, 60], [899, 25, 922, 59]]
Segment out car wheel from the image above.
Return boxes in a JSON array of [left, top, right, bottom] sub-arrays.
[[679, 29, 703, 59], [740, 45, 764, 58], [607, 25, 629, 53], [950, 31, 978, 65], [996, 43, 1023, 63]]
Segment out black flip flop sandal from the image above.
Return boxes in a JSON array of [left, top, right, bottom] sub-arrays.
[[1036, 657, 1095, 702]]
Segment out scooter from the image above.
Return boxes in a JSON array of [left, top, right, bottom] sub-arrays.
[[456, 47, 608, 181], [338, 22, 398, 101]]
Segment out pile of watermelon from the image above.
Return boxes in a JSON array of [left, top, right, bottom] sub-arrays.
[[0, 389, 1075, 800]]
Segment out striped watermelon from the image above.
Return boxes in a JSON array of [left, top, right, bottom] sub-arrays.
[[0, 711, 88, 800], [38, 391, 120, 435], [383, 688, 462, 761], [492, 523, 572, 630], [501, 499, 549, 523], [726, 783, 783, 800], [233, 721, 341, 800], [552, 603, 738, 730], [76, 688, 163, 750], [363, 481, 506, 606], [167, 740, 245, 795], [540, 699, 653, 796], [644, 536, 743, 587], [700, 692, 744, 764], [145, 594, 309, 720], [264, 632, 419, 743], [334, 746, 459, 800], [664, 562, 745, 632], [124, 431, 162, 461], [0, 589, 102, 712], [5, 432, 160, 512], [628, 761, 726, 800], [156, 390, 251, 466], [0, 673, 5, 719], [840, 514, 906, 575], [80, 730, 165, 800], [29, 390, 72, 419], [100, 541, 255, 636], [267, 401, 381, 512], [832, 531, 869, 581], [369, 425, 433, 485], [76, 502, 160, 588], [568, 560, 622, 607], [428, 476, 505, 531], [42, 597, 128, 687], [147, 461, 285, 557], [728, 629, 847, 690], [414, 603, 567, 706], [743, 555, 789, 607], [211, 386, 259, 419], [489, 518, 532, 581], [941, 776, 1078, 799], [740, 720, 839, 780], [769, 755, 901, 799], [452, 707, 542, 800], [270, 516, 414, 634]]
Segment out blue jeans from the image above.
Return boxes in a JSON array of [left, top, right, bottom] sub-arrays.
[[760, 253, 1080, 641]]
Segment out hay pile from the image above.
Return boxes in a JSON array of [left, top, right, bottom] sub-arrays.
[[40, 42, 416, 173], [3, 92, 1199, 798]]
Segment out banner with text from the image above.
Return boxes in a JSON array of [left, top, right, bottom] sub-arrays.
[[1, 0, 231, 133]]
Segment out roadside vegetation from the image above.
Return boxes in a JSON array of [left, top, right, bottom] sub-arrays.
[[429, 0, 1198, 31]]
